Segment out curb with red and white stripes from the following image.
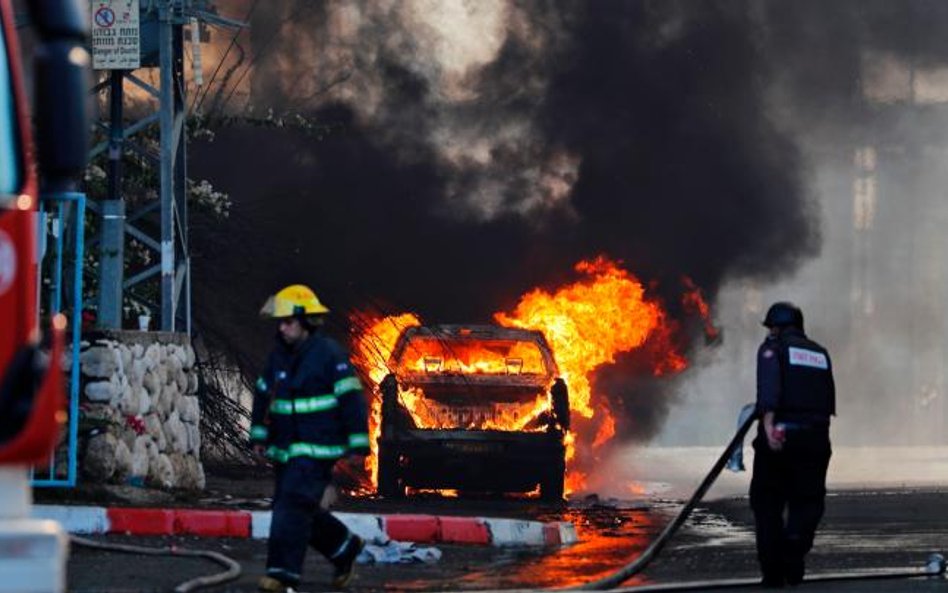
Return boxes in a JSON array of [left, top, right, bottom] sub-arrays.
[[32, 505, 578, 548]]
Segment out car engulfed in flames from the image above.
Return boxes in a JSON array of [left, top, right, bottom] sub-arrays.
[[376, 324, 570, 501]]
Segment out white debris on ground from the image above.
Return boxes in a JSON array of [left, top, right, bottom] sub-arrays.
[[358, 541, 442, 564]]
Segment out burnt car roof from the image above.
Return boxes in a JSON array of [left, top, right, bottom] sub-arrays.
[[400, 324, 548, 342], [389, 324, 559, 384]]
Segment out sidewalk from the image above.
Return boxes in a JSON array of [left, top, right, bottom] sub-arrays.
[[33, 504, 578, 547]]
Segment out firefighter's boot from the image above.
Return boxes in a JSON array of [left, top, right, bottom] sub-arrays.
[[258, 575, 295, 592], [331, 535, 365, 588]]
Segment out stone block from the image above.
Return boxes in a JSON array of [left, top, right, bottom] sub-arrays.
[[175, 369, 188, 395], [113, 440, 132, 482], [184, 346, 196, 370], [80, 345, 119, 379], [185, 422, 201, 455], [131, 436, 150, 479], [143, 343, 161, 371], [143, 414, 167, 452], [84, 380, 117, 403], [128, 358, 147, 386], [119, 426, 137, 452], [120, 346, 132, 376], [179, 396, 200, 424], [142, 369, 161, 398], [129, 384, 150, 416], [165, 410, 188, 454], [82, 403, 120, 427], [83, 433, 118, 481], [186, 371, 199, 395], [117, 383, 140, 417], [148, 453, 175, 489]]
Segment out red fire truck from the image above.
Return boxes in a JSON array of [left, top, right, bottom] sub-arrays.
[[0, 0, 88, 590]]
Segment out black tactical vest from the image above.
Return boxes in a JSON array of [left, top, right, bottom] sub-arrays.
[[776, 330, 835, 422]]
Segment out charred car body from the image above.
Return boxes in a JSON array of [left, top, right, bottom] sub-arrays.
[[377, 325, 570, 501]]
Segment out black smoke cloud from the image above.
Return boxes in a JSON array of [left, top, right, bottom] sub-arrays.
[[191, 0, 944, 442]]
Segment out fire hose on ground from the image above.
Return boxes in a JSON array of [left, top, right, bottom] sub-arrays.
[[70, 535, 241, 592], [67, 405, 946, 593], [573, 405, 947, 591]]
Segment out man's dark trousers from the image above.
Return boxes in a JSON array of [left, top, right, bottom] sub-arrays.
[[750, 427, 832, 585], [267, 458, 351, 584]]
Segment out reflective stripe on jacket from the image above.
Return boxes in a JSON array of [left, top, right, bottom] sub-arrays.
[[249, 332, 370, 462]]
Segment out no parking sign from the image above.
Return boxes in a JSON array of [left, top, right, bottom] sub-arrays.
[[91, 0, 140, 70]]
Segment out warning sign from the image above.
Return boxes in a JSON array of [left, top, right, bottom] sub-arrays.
[[91, 0, 140, 70]]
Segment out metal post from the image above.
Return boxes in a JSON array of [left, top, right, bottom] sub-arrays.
[[33, 191, 85, 488], [159, 2, 176, 332], [87, 2, 240, 337], [97, 71, 125, 328], [51, 204, 64, 314], [172, 22, 189, 333], [68, 193, 85, 486], [97, 199, 124, 327], [107, 71, 124, 201]]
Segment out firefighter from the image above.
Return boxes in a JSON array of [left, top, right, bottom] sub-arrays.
[[751, 302, 835, 587], [251, 285, 369, 592]]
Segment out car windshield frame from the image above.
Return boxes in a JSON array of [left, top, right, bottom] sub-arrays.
[[396, 335, 551, 378]]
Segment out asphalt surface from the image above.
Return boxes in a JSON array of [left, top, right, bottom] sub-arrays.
[[65, 488, 948, 593]]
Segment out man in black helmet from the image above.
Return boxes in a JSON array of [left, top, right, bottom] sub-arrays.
[[751, 302, 835, 587]]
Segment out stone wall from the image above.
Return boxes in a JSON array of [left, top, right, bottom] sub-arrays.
[[78, 330, 204, 490]]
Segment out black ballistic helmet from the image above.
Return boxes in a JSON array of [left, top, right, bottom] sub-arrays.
[[763, 302, 804, 331]]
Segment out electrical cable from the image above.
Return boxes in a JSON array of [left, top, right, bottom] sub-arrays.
[[70, 535, 241, 593]]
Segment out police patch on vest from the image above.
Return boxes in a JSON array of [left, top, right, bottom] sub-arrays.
[[788, 347, 828, 369]]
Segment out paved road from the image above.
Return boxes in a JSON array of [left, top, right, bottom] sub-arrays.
[[66, 488, 948, 592], [60, 445, 948, 592]]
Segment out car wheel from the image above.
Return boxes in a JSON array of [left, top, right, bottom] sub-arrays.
[[539, 459, 565, 502], [378, 448, 404, 499]]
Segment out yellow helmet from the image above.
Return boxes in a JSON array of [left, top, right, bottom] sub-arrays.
[[260, 284, 330, 318]]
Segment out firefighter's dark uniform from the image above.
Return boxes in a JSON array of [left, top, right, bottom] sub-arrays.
[[250, 331, 370, 588], [751, 327, 834, 586]]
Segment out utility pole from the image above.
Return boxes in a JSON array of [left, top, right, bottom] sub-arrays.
[[90, 1, 241, 333], [97, 70, 124, 328], [158, 1, 187, 333]]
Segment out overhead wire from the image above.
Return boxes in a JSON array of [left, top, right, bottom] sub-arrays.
[[191, 0, 261, 115], [215, 0, 314, 116]]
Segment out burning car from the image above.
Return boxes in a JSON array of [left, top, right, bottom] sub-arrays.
[[377, 324, 570, 501]]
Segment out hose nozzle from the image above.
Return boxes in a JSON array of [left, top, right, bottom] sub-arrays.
[[726, 403, 757, 473], [925, 553, 946, 576]]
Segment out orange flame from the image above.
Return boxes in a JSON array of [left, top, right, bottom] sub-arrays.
[[681, 275, 720, 342], [495, 257, 678, 418], [592, 404, 616, 448], [493, 256, 686, 492], [349, 256, 711, 496], [349, 312, 421, 487]]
